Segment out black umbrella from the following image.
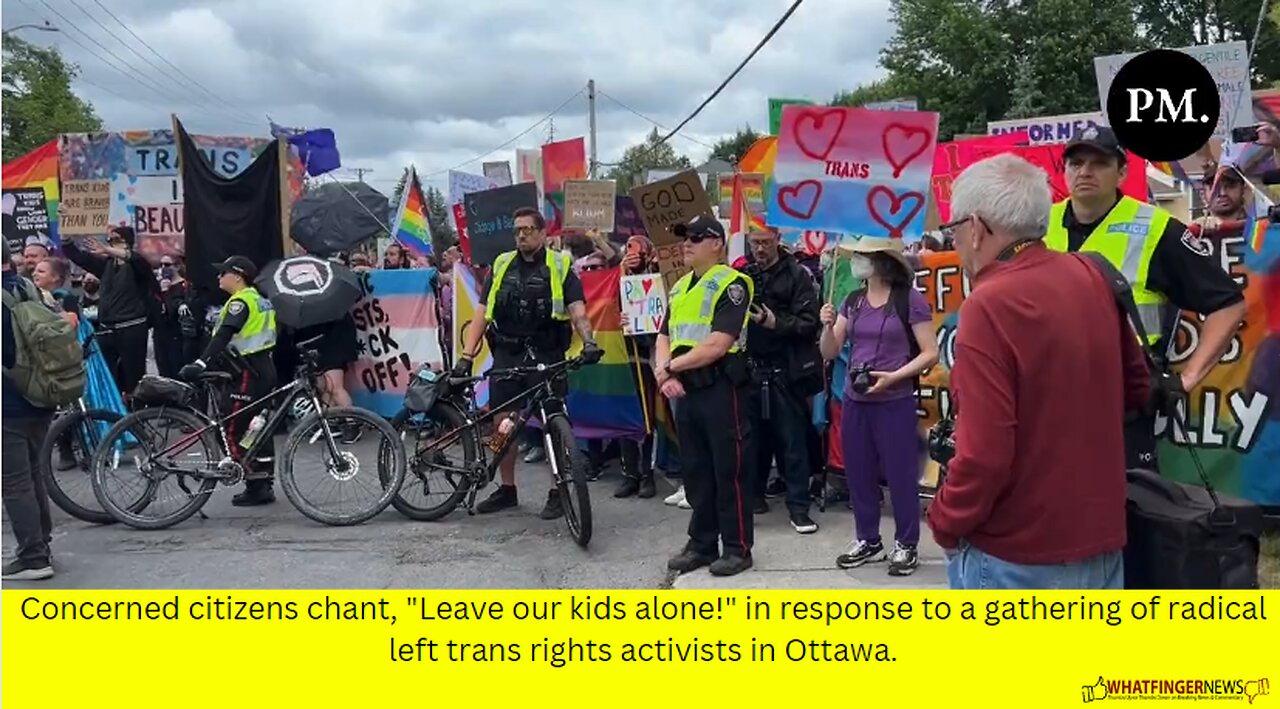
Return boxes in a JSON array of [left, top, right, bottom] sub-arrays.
[[290, 181, 390, 256], [256, 255, 362, 329]]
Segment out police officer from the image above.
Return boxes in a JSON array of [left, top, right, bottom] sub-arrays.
[[455, 207, 603, 519], [179, 256, 279, 506], [742, 228, 823, 532], [1044, 126, 1246, 468], [656, 216, 756, 577]]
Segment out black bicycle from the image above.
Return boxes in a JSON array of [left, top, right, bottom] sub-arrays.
[[389, 356, 592, 547], [89, 338, 406, 529]]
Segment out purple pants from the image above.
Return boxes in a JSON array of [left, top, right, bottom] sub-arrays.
[[841, 396, 920, 546]]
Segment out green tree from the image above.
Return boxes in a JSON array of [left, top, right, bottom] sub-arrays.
[[425, 185, 456, 254], [1005, 65, 1047, 120], [391, 167, 409, 207], [878, 0, 1143, 140], [709, 126, 762, 164], [604, 127, 692, 194], [2, 37, 103, 162], [831, 76, 913, 107], [1132, 0, 1280, 86]]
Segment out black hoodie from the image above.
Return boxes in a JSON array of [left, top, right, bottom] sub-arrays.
[[62, 233, 152, 326]]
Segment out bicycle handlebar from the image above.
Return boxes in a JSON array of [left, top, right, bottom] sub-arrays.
[[447, 356, 584, 388]]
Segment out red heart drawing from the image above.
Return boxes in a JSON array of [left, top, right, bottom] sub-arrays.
[[803, 231, 827, 255], [793, 109, 847, 161], [867, 186, 924, 239], [641, 277, 654, 295], [882, 124, 932, 179], [777, 181, 822, 220]]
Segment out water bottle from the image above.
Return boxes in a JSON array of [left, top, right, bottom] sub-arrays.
[[240, 413, 268, 449], [487, 415, 517, 453]]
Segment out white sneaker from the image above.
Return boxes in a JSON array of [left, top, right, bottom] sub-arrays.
[[678, 495, 692, 510], [664, 485, 687, 507]]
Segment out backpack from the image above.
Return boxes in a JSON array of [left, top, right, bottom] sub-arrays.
[[2, 279, 85, 408]]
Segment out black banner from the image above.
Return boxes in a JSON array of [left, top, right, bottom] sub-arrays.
[[464, 182, 539, 267], [2, 187, 51, 256]]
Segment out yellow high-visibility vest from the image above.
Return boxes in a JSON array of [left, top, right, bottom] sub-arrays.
[[1045, 196, 1171, 344], [217, 287, 277, 354], [485, 249, 572, 322], [666, 264, 753, 353]]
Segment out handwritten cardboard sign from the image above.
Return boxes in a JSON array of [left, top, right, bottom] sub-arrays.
[[449, 170, 500, 206], [619, 273, 668, 335], [629, 170, 714, 247], [769, 106, 939, 242], [59, 179, 111, 236], [464, 182, 539, 267], [482, 161, 513, 187], [562, 180, 617, 231]]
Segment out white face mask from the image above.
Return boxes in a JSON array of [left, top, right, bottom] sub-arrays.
[[850, 254, 875, 280]]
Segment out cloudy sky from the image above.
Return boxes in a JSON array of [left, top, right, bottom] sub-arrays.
[[4, 0, 893, 194]]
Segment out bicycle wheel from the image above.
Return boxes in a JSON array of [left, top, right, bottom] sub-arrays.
[[546, 413, 591, 548], [279, 406, 406, 526], [91, 407, 221, 530], [40, 408, 125, 524], [388, 402, 476, 521]]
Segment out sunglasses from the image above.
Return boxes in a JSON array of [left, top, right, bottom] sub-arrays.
[[681, 232, 719, 244], [514, 225, 540, 235]]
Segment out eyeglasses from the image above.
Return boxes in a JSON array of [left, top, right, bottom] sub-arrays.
[[514, 225, 540, 235], [938, 214, 990, 241]]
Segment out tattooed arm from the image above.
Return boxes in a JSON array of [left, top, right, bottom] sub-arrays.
[[569, 301, 596, 345]]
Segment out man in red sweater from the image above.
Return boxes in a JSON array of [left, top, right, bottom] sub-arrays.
[[927, 154, 1151, 589]]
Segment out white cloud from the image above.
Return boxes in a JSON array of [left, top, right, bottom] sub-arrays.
[[6, 0, 894, 194]]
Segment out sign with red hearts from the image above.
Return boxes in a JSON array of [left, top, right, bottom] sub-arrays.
[[619, 273, 667, 335], [769, 106, 939, 242]]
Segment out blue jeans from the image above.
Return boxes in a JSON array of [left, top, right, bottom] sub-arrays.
[[946, 543, 1123, 589]]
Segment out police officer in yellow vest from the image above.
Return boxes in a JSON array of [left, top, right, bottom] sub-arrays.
[[456, 207, 603, 519], [656, 216, 757, 577], [1045, 126, 1245, 469], [180, 256, 280, 506]]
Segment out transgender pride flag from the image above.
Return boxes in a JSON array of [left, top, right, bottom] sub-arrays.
[[390, 166, 432, 257], [345, 269, 444, 417]]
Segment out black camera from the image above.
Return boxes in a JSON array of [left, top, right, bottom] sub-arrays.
[[927, 416, 956, 468], [850, 363, 874, 395]]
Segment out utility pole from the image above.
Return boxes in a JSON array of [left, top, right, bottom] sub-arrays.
[[350, 168, 373, 183], [587, 79, 598, 178], [546, 117, 555, 144]]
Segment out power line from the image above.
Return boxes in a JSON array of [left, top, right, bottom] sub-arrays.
[[88, 0, 258, 124], [627, 0, 803, 163], [595, 90, 716, 150], [420, 87, 587, 178], [68, 0, 253, 125]]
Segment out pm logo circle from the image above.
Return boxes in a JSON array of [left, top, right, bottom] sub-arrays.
[[1105, 49, 1220, 163], [275, 256, 332, 297]]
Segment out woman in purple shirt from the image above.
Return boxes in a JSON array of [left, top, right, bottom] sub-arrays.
[[819, 238, 938, 577]]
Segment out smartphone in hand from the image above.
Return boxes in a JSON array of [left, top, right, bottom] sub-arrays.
[[1230, 124, 1261, 144]]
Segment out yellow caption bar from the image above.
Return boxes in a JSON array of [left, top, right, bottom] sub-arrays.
[[3, 590, 1275, 707]]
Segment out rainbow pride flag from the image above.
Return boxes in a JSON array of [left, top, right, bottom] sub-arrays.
[[1, 139, 61, 247], [565, 267, 648, 439], [390, 166, 432, 256]]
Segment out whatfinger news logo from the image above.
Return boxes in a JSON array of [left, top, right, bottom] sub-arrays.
[[1082, 676, 1270, 703]]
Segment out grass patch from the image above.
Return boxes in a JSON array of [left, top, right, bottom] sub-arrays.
[[1261, 535, 1280, 589]]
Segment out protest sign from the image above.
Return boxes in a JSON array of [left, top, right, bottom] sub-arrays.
[[611, 195, 646, 244], [987, 112, 1105, 145], [630, 170, 714, 248], [541, 138, 587, 195], [1, 140, 60, 250], [59, 179, 112, 236], [452, 202, 470, 260], [482, 161, 513, 187], [1, 187, 51, 253], [1094, 41, 1249, 142], [516, 148, 544, 201], [464, 182, 539, 267], [864, 98, 919, 112], [619, 273, 667, 335], [562, 180, 617, 231], [346, 269, 444, 418], [769, 106, 938, 242], [931, 132, 1028, 223], [448, 170, 498, 206], [769, 97, 815, 135]]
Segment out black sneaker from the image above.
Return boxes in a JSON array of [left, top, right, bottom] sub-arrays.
[[613, 476, 640, 498], [836, 539, 886, 569], [789, 511, 819, 534], [764, 477, 787, 498], [539, 489, 564, 520], [753, 497, 769, 515], [667, 549, 716, 573], [636, 474, 656, 499], [887, 542, 919, 576], [231, 483, 275, 507], [709, 553, 753, 576], [477, 485, 518, 514], [523, 446, 547, 464], [2, 559, 54, 581]]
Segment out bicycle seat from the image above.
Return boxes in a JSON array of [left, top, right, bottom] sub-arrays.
[[199, 371, 234, 383]]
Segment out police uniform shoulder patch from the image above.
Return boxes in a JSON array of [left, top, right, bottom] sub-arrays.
[[228, 300, 247, 315], [1179, 229, 1213, 257], [726, 282, 746, 306]]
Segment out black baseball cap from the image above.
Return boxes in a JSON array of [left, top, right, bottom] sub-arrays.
[[1063, 125, 1127, 162], [671, 215, 726, 241], [216, 255, 257, 282]]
